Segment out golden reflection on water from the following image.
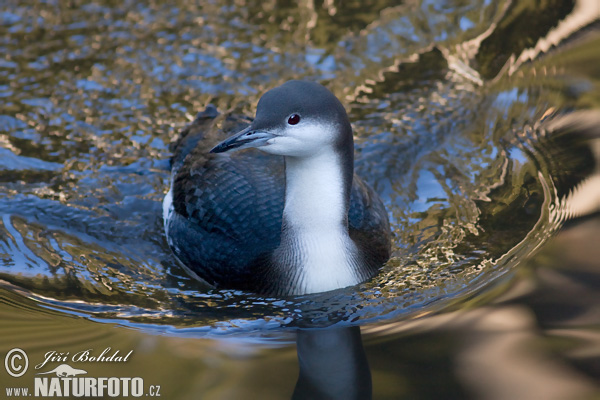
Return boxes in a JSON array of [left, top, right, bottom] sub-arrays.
[[366, 214, 600, 400], [0, 286, 299, 399], [1, 0, 599, 397], [2, 213, 599, 399]]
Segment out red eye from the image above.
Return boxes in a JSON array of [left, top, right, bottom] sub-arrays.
[[287, 114, 301, 125]]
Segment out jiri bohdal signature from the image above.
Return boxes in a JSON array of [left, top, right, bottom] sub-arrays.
[[35, 347, 133, 370]]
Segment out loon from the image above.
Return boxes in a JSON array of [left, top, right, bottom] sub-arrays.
[[163, 80, 390, 296]]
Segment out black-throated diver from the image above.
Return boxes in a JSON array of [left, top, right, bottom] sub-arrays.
[[163, 80, 390, 296]]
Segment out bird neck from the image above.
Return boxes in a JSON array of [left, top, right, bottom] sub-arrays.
[[275, 149, 361, 295], [282, 149, 351, 233]]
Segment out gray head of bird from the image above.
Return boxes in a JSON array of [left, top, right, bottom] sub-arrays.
[[210, 80, 353, 158]]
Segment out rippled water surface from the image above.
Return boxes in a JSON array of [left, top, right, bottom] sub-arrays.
[[1, 0, 599, 342]]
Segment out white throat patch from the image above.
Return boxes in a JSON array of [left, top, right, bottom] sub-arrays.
[[278, 148, 360, 294]]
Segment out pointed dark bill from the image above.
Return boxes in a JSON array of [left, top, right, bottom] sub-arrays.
[[210, 126, 276, 153]]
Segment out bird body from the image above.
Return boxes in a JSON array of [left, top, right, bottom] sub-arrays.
[[163, 81, 390, 296]]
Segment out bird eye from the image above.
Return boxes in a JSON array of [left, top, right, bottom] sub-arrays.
[[287, 114, 301, 125]]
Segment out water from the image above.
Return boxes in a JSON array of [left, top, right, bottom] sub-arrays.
[[1, 0, 599, 398]]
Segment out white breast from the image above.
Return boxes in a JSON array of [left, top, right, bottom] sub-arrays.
[[289, 230, 361, 294]]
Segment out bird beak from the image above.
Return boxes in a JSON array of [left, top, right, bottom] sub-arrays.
[[209, 125, 276, 153]]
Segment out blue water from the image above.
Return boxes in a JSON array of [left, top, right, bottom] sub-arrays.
[[0, 0, 597, 339]]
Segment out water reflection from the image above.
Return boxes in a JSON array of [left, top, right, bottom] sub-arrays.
[[294, 327, 371, 400], [0, 0, 599, 398], [0, 0, 596, 331], [362, 215, 600, 400], [0, 29, 582, 334]]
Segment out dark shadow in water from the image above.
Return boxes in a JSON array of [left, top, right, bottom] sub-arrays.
[[294, 326, 372, 400]]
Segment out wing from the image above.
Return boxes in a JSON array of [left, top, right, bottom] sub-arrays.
[[167, 110, 285, 288], [349, 175, 392, 274]]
